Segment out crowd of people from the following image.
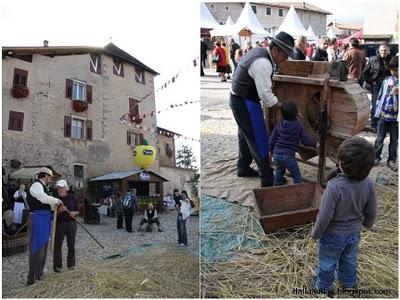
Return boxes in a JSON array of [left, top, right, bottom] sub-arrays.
[[2, 168, 196, 286], [202, 34, 398, 174]]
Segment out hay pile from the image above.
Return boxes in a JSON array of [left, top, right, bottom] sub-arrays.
[[9, 246, 199, 298], [201, 185, 398, 298]]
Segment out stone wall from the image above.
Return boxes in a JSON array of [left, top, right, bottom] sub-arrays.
[[160, 166, 196, 199]]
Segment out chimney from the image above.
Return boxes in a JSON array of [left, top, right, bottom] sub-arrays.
[[43, 40, 49, 47], [302, 2, 306, 8]]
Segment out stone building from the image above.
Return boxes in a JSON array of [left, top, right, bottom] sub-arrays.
[[2, 42, 160, 193], [206, 2, 331, 37], [157, 127, 196, 198]]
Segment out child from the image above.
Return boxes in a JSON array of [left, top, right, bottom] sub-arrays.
[[311, 137, 377, 295], [269, 101, 316, 185], [177, 190, 191, 246], [373, 55, 398, 171]]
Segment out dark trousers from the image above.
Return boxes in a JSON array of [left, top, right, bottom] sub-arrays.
[[27, 214, 48, 284], [375, 119, 398, 162], [140, 217, 160, 227], [53, 221, 77, 270], [124, 208, 134, 232], [370, 83, 382, 129], [231, 58, 238, 73], [229, 94, 274, 186], [116, 212, 124, 229], [177, 216, 188, 246]]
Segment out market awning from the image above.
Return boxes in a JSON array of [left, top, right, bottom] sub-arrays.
[[90, 169, 169, 182], [9, 166, 62, 180]]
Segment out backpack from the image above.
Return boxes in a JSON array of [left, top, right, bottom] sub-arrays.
[[123, 193, 132, 208]]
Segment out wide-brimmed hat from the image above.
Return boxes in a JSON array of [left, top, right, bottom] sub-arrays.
[[37, 167, 53, 177], [269, 31, 295, 58]]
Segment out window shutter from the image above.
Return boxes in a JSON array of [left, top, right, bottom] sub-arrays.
[[66, 79, 73, 99], [86, 120, 92, 140], [64, 115, 71, 137], [129, 98, 139, 121], [8, 111, 24, 131], [90, 54, 101, 74], [13, 73, 20, 85], [8, 112, 16, 130], [86, 85, 93, 103], [127, 131, 131, 145]]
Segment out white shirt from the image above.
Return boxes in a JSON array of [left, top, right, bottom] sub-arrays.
[[29, 179, 61, 209], [179, 199, 191, 221], [13, 190, 27, 200]]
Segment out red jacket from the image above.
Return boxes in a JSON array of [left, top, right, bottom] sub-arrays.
[[213, 46, 227, 66]]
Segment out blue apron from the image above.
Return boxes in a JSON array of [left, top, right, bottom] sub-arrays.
[[31, 210, 52, 255]]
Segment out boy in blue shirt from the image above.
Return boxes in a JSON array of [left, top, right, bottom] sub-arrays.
[[269, 101, 316, 185], [312, 137, 377, 296], [374, 55, 398, 171]]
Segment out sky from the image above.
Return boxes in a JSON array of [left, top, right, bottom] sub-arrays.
[[0, 0, 200, 166]]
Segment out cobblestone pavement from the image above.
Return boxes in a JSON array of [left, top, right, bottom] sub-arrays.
[[2, 211, 199, 296]]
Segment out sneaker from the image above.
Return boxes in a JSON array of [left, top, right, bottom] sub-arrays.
[[388, 160, 398, 171], [180, 243, 185, 246], [374, 159, 380, 166], [237, 168, 258, 177], [26, 280, 35, 287], [53, 267, 62, 273]]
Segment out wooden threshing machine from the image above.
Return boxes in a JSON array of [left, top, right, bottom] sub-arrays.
[[254, 60, 370, 233]]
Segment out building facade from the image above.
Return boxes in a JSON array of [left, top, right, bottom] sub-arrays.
[[326, 22, 362, 39], [206, 2, 330, 37], [2, 42, 159, 193]]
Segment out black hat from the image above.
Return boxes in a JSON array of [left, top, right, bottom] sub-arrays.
[[269, 31, 295, 58]]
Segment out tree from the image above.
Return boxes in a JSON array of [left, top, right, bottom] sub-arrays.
[[176, 145, 197, 169], [176, 145, 199, 197]]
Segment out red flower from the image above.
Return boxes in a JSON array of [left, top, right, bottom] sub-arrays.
[[11, 85, 29, 98], [72, 100, 88, 112]]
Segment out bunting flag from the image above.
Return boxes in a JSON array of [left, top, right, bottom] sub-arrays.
[[155, 56, 199, 92], [120, 100, 200, 123], [120, 119, 200, 142]]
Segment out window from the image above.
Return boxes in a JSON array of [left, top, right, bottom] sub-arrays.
[[64, 115, 92, 140], [266, 7, 271, 15], [225, 6, 229, 10], [127, 131, 144, 146], [278, 8, 284, 17], [149, 183, 156, 196], [251, 5, 257, 14], [8, 111, 24, 131], [13, 68, 28, 86], [74, 165, 84, 178], [135, 68, 145, 84], [89, 54, 101, 74], [113, 59, 124, 77], [73, 81, 86, 101], [66, 79, 92, 103], [71, 118, 84, 139], [210, 4, 214, 9], [129, 97, 140, 122]]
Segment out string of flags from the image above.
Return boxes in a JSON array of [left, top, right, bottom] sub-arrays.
[[155, 56, 200, 92], [119, 100, 199, 123], [121, 120, 200, 142]]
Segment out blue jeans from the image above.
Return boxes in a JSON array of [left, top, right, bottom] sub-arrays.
[[273, 153, 302, 185], [177, 216, 188, 246], [316, 233, 360, 290], [375, 119, 398, 162]]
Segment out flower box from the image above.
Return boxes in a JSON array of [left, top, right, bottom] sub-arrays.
[[11, 85, 29, 98], [72, 100, 88, 112]]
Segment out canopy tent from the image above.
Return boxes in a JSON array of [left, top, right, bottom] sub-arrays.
[[339, 29, 363, 44], [210, 15, 238, 37], [307, 25, 318, 41], [276, 5, 309, 38], [233, 2, 269, 36], [201, 2, 219, 29]]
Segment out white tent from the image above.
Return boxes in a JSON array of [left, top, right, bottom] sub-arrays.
[[201, 2, 219, 29], [276, 5, 309, 38], [233, 2, 269, 36], [210, 15, 237, 36], [307, 25, 318, 41]]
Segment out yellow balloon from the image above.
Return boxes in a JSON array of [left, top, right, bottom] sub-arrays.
[[133, 145, 157, 169]]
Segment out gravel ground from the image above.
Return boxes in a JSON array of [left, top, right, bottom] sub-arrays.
[[2, 210, 199, 297]]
